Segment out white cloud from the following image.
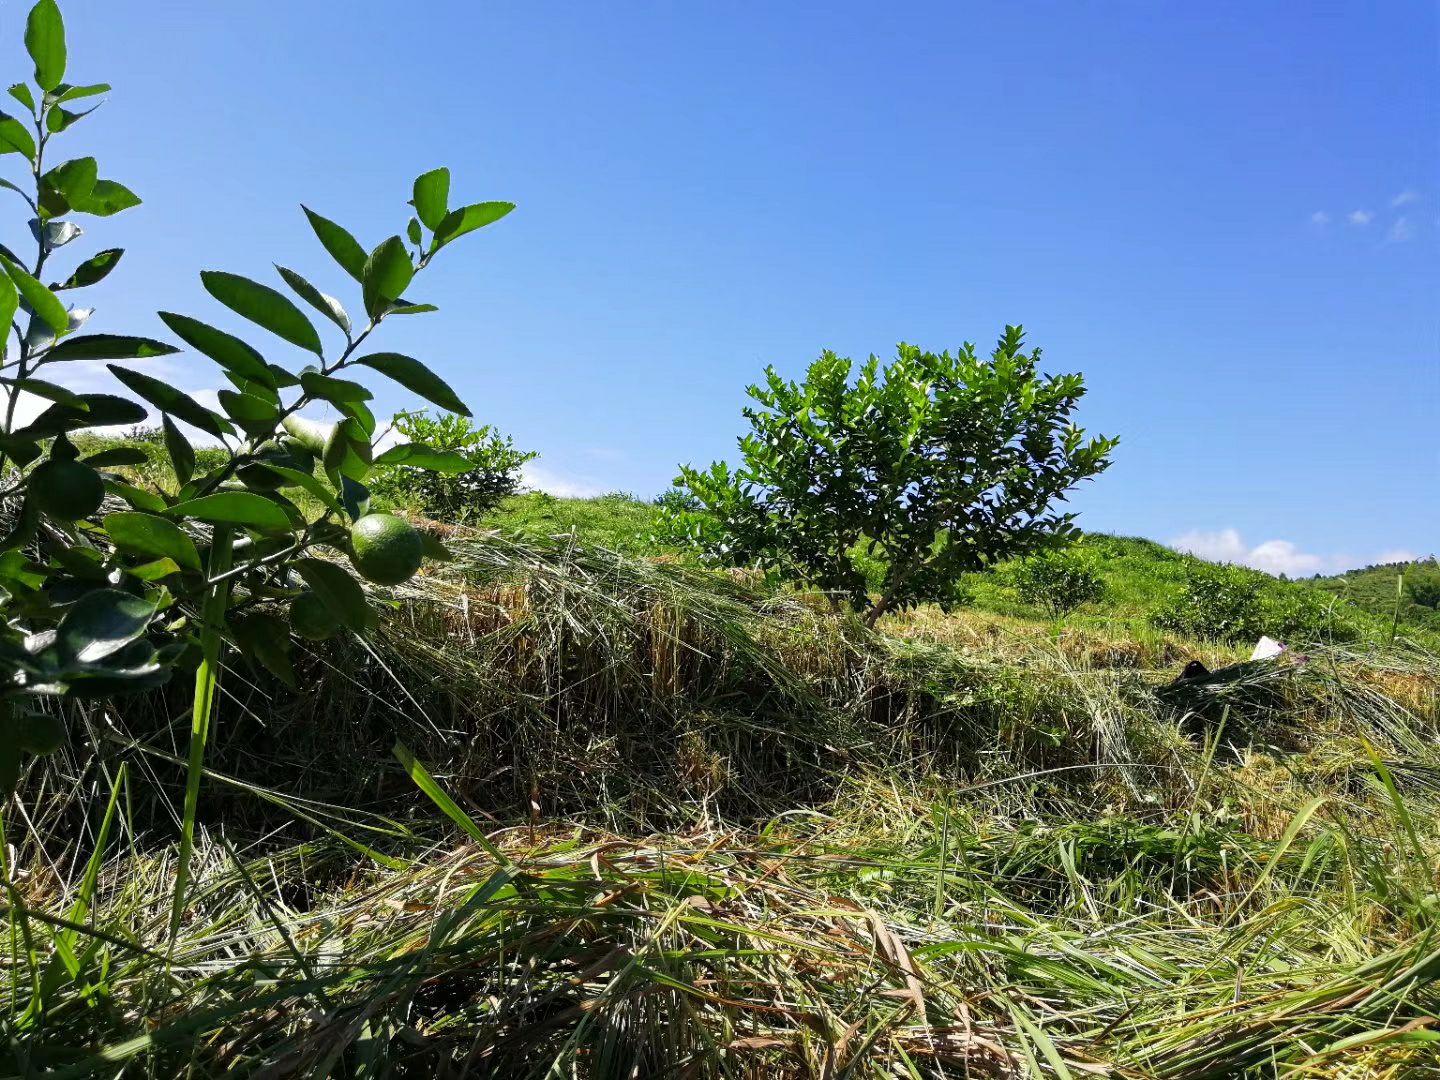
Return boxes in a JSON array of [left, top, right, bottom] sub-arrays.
[[1310, 211, 1330, 226], [1386, 216, 1415, 243], [1347, 209, 1374, 226], [1391, 189, 1420, 207], [1169, 529, 1417, 578], [520, 462, 609, 499]]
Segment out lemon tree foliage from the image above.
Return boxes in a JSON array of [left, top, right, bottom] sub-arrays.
[[0, 0, 512, 787], [664, 329, 1117, 627]]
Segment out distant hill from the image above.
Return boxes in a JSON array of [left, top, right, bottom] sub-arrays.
[[1308, 557, 1440, 633]]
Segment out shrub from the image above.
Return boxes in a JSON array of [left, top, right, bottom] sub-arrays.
[[369, 410, 534, 520], [1152, 562, 1264, 642], [1012, 547, 1106, 619], [664, 328, 1117, 626]]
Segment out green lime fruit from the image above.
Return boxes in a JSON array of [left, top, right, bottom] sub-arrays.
[[15, 712, 65, 756], [28, 459, 105, 521], [290, 591, 339, 641], [348, 513, 424, 586]]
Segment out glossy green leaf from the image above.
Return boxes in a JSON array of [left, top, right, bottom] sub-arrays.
[[55, 82, 108, 104], [25, 0, 66, 92], [275, 264, 349, 334], [125, 557, 181, 582], [406, 217, 422, 247], [217, 388, 278, 430], [168, 491, 293, 533], [41, 156, 96, 202], [3, 257, 68, 334], [156, 311, 275, 388], [103, 511, 202, 572], [361, 236, 413, 319], [387, 300, 438, 315], [355, 352, 470, 416], [322, 417, 372, 482], [0, 269, 17, 332], [7, 84, 36, 111], [0, 117, 35, 160], [262, 464, 341, 513], [418, 530, 454, 562], [301, 205, 366, 282], [107, 365, 236, 439], [412, 168, 449, 230], [372, 443, 472, 475], [335, 397, 376, 436], [431, 201, 514, 251], [102, 479, 166, 514], [0, 375, 82, 409], [54, 247, 121, 290], [294, 557, 369, 631], [300, 370, 371, 404], [11, 393, 145, 441], [69, 178, 140, 217], [43, 334, 178, 363], [161, 415, 195, 486], [201, 271, 322, 356], [54, 590, 156, 668], [45, 102, 99, 134]]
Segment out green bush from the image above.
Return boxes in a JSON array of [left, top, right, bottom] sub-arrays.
[[368, 410, 534, 520], [665, 328, 1117, 626], [1153, 561, 1359, 644], [1012, 547, 1106, 618]]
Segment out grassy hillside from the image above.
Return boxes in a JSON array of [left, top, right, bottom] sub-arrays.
[[1310, 557, 1440, 633], [11, 485, 1440, 1075]]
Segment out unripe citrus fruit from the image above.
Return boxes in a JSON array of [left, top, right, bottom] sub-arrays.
[[28, 459, 105, 521], [348, 513, 423, 585], [290, 591, 339, 641]]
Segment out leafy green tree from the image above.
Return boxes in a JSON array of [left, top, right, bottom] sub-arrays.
[[664, 328, 1117, 626], [0, 0, 513, 926], [1012, 547, 1106, 619], [368, 409, 534, 520]]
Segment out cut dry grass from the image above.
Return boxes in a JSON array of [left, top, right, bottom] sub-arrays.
[[3, 527, 1439, 1077]]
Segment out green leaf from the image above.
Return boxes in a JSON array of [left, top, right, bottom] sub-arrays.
[[216, 389, 278, 430], [406, 217, 422, 247], [281, 414, 332, 456], [4, 257, 69, 334], [387, 300, 438, 315], [55, 83, 108, 104], [339, 475, 369, 521], [11, 393, 145, 441], [103, 479, 166, 514], [301, 205, 367, 282], [25, 0, 67, 93], [161, 415, 195, 486], [262, 464, 341, 513], [294, 557, 370, 632], [0, 269, 17, 332], [300, 370, 372, 404], [0, 376, 83, 409], [201, 271, 322, 356], [372, 443, 472, 475], [43, 334, 178, 363], [107, 365, 236, 439], [412, 168, 450, 230], [355, 352, 470, 416], [41, 156, 97, 201], [54, 247, 122, 290], [431, 201, 514, 252], [54, 590, 156, 667], [8, 84, 36, 111], [230, 613, 295, 688], [275, 265, 349, 334], [361, 236, 413, 319], [418, 530, 454, 562], [168, 491, 294, 533], [82, 446, 148, 467], [156, 311, 275, 388], [0, 116, 36, 160], [125, 557, 181, 582], [103, 511, 202, 572], [68, 178, 140, 217], [45, 102, 98, 134], [322, 417, 372, 482]]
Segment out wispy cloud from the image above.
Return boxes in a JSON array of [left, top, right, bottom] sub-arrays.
[[1391, 189, 1420, 207], [1386, 216, 1415, 243], [1347, 209, 1374, 226], [1169, 528, 1418, 578], [1309, 210, 1330, 226]]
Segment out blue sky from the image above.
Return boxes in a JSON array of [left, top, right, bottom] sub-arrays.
[[9, 1, 1438, 574]]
